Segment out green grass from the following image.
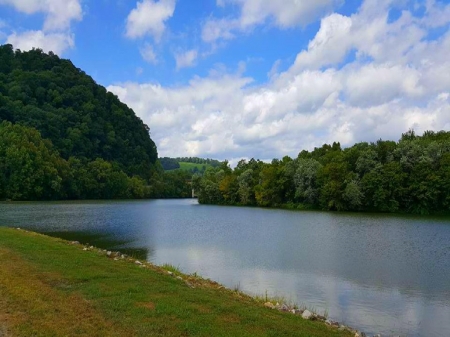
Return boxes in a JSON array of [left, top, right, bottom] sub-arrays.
[[0, 227, 351, 337], [178, 162, 213, 172]]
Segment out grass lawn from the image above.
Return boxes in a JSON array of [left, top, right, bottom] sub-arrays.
[[178, 162, 212, 172], [0, 227, 351, 337]]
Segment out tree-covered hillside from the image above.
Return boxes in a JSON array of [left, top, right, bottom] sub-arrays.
[[160, 156, 221, 174], [194, 130, 450, 215], [0, 44, 157, 179], [0, 45, 195, 201]]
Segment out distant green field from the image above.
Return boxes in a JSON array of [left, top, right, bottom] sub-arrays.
[[178, 162, 212, 172]]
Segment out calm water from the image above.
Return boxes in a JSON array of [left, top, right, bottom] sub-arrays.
[[1, 199, 450, 337]]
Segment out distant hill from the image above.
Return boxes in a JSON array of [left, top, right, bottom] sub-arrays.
[[0, 44, 157, 180], [159, 157, 221, 173]]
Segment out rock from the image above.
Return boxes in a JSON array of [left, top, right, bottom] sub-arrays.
[[338, 325, 346, 331], [294, 309, 303, 315], [316, 314, 326, 321], [176, 276, 183, 280], [280, 304, 289, 311], [302, 310, 313, 320], [264, 302, 275, 309], [121, 254, 126, 259], [355, 333, 360, 337], [135, 260, 142, 265], [167, 271, 173, 275], [71, 241, 79, 245], [83, 247, 88, 251], [90, 246, 94, 249], [106, 251, 112, 256], [290, 309, 296, 314], [325, 320, 332, 325], [114, 257, 119, 261]]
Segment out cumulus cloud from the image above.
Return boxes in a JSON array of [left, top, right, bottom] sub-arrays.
[[125, 0, 176, 41], [0, 0, 82, 31], [109, 0, 450, 160], [174, 49, 198, 69], [6, 30, 74, 55], [202, 0, 340, 43], [0, 0, 82, 55]]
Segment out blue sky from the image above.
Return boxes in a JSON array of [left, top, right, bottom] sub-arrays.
[[1, 0, 450, 162]]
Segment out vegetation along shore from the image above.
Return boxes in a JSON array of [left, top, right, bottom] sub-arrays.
[[0, 227, 355, 337]]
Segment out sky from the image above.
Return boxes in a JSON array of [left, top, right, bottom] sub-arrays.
[[0, 0, 450, 163]]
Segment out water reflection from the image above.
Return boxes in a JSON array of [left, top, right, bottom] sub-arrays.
[[44, 230, 152, 260], [1, 199, 450, 336]]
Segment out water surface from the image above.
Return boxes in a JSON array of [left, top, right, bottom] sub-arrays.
[[1, 199, 449, 337]]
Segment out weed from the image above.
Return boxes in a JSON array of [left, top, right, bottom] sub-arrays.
[[161, 263, 181, 274]]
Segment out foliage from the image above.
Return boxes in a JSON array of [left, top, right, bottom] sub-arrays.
[[159, 157, 180, 170], [175, 157, 221, 167], [0, 45, 196, 200], [195, 130, 450, 214], [0, 44, 157, 180]]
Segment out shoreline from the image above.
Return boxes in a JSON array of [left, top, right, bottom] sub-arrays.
[[1, 227, 359, 337]]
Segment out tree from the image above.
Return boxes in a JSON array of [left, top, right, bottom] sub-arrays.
[[0, 121, 66, 200]]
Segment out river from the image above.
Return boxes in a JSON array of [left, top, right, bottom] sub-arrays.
[[1, 199, 449, 336]]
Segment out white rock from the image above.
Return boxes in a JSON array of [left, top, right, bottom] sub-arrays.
[[167, 271, 173, 275], [107, 251, 112, 256], [83, 247, 88, 251], [290, 309, 296, 314], [302, 310, 313, 319], [135, 260, 142, 265]]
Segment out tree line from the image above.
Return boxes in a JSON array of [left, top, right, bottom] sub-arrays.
[[193, 130, 450, 215], [0, 122, 192, 200], [175, 157, 221, 167]]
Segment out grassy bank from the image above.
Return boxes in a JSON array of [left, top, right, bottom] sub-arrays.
[[0, 227, 351, 337]]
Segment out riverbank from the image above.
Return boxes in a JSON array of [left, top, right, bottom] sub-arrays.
[[0, 227, 352, 337]]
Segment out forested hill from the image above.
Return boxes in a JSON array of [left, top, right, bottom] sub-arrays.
[[0, 44, 157, 179], [160, 157, 221, 172], [194, 130, 450, 215], [0, 44, 171, 201]]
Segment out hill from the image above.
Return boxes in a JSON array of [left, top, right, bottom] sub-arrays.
[[160, 157, 221, 174], [0, 44, 163, 200], [0, 44, 157, 180]]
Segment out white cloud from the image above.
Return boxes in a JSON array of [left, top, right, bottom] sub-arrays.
[[6, 30, 74, 54], [109, 0, 450, 160], [202, 0, 340, 43], [174, 49, 198, 69], [140, 43, 158, 64], [125, 0, 176, 41], [0, 0, 82, 31]]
